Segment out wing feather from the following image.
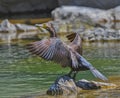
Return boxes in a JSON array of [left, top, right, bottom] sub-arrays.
[[67, 33, 82, 55], [27, 38, 72, 67]]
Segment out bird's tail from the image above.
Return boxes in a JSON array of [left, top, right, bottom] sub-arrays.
[[90, 67, 108, 81], [76, 53, 108, 81]]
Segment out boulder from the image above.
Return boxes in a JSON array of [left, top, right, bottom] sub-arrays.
[[51, 5, 120, 41], [0, 19, 40, 41], [0, 19, 16, 32], [52, 6, 114, 28], [111, 6, 120, 29]]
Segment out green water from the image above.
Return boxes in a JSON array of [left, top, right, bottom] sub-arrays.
[[0, 41, 120, 98]]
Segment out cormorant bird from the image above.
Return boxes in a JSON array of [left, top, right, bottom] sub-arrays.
[[27, 23, 107, 81], [36, 23, 82, 55]]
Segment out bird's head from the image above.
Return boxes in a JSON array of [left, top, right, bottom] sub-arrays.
[[42, 23, 52, 31], [41, 23, 57, 37], [36, 23, 54, 32], [35, 22, 57, 37]]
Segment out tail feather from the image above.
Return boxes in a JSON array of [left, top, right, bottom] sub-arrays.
[[76, 53, 108, 81], [90, 68, 108, 81]]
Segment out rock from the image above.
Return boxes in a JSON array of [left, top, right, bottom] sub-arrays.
[[0, 19, 41, 41], [111, 6, 120, 29], [47, 75, 77, 95], [0, 19, 39, 32], [76, 79, 101, 90], [52, 6, 113, 28], [0, 19, 16, 32], [47, 75, 102, 95], [15, 24, 38, 32]]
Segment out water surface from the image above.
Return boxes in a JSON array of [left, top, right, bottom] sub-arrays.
[[0, 40, 119, 98]]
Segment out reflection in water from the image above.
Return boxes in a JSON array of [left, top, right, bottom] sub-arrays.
[[0, 31, 16, 43], [83, 42, 120, 58], [0, 41, 119, 98]]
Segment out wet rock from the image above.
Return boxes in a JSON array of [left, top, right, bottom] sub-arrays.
[[15, 24, 38, 32], [47, 75, 117, 96], [76, 79, 101, 90], [47, 75, 77, 95], [0, 19, 16, 32], [46, 75, 101, 95]]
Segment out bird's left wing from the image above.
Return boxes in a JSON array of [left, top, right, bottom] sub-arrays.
[[27, 38, 72, 67]]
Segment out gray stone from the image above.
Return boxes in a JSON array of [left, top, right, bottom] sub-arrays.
[[52, 6, 113, 28], [15, 23, 38, 32], [47, 75, 116, 95], [111, 6, 120, 29], [0, 19, 16, 32]]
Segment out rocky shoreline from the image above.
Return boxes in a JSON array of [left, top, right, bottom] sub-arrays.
[[51, 6, 120, 41], [0, 6, 120, 42]]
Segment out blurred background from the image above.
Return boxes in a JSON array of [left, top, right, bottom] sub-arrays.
[[0, 0, 120, 98], [0, 0, 120, 22]]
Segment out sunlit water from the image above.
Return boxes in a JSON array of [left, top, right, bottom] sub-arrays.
[[0, 41, 120, 98]]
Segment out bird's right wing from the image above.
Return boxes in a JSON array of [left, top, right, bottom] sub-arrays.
[[27, 38, 71, 67], [66, 33, 82, 55]]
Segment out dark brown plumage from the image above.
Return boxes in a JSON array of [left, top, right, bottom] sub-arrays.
[[27, 23, 107, 81]]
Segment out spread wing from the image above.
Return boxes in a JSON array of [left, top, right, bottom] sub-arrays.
[[27, 38, 72, 67], [66, 33, 82, 55]]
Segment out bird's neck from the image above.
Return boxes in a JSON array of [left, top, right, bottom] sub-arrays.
[[48, 29, 57, 37]]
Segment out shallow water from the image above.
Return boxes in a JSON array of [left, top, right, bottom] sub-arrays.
[[0, 40, 120, 98]]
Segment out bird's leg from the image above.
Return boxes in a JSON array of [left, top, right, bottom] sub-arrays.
[[72, 71, 78, 80], [66, 70, 78, 80]]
